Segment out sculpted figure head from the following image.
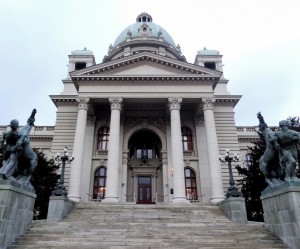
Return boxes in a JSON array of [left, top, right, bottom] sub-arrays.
[[10, 119, 19, 130], [279, 120, 289, 130]]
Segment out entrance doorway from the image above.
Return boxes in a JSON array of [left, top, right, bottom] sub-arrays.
[[137, 176, 153, 204]]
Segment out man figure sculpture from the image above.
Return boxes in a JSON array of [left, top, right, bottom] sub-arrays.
[[0, 109, 37, 188], [257, 113, 283, 187], [0, 119, 21, 178], [274, 120, 300, 182]]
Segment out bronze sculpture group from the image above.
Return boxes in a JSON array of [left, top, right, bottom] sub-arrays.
[[257, 113, 300, 188], [0, 109, 37, 189]]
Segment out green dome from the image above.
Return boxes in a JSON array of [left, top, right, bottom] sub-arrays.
[[113, 13, 176, 48]]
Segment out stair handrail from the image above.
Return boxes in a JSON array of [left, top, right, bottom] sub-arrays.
[[153, 192, 169, 202]]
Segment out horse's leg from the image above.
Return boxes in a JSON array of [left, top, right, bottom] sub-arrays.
[[259, 157, 274, 187], [0, 153, 18, 178], [17, 146, 37, 186]]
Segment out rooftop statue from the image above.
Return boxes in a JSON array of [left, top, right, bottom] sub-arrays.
[[257, 113, 300, 188], [0, 109, 38, 189]]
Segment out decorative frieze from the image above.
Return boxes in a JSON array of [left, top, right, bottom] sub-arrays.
[[128, 158, 162, 168], [124, 116, 166, 133], [124, 117, 143, 132]]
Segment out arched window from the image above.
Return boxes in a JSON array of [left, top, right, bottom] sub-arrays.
[[184, 167, 197, 200], [181, 127, 193, 151], [97, 126, 110, 150], [93, 167, 107, 200]]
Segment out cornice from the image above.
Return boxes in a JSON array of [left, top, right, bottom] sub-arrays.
[[70, 52, 222, 78], [30, 136, 53, 141], [49, 95, 77, 107], [215, 95, 242, 107]]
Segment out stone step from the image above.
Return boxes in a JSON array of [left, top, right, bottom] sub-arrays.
[[8, 203, 288, 249]]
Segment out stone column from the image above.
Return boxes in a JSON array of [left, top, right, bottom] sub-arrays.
[[68, 97, 89, 202], [194, 117, 211, 202], [202, 98, 225, 203], [168, 97, 189, 203], [103, 97, 123, 202]]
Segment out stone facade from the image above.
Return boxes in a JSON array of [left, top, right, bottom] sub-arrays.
[[0, 180, 36, 249], [0, 13, 260, 205], [261, 182, 300, 249]]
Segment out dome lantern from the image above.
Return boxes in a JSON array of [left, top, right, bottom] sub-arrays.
[[136, 12, 153, 23]]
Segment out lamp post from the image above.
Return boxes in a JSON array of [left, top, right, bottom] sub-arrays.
[[52, 147, 74, 196], [219, 149, 241, 198]]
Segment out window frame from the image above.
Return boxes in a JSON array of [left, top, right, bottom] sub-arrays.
[[181, 127, 193, 151], [184, 167, 198, 200], [93, 166, 107, 200], [97, 126, 110, 151]]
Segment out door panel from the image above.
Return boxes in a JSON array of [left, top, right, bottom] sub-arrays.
[[137, 176, 153, 204]]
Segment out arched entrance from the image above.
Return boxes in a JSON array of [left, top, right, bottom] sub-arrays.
[[127, 130, 162, 204]]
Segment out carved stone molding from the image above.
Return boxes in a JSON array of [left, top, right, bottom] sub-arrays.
[[148, 117, 166, 133], [124, 117, 143, 132], [76, 97, 90, 110], [124, 117, 166, 133], [109, 97, 123, 111], [202, 97, 215, 111], [168, 97, 182, 111], [194, 117, 205, 126], [128, 158, 162, 169], [87, 116, 95, 126]]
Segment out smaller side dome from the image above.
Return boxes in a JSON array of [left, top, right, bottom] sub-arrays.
[[71, 47, 93, 55]]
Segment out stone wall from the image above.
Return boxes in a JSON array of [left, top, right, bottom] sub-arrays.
[[0, 180, 36, 249]]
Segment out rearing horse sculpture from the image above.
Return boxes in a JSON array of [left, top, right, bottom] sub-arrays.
[[257, 112, 283, 188]]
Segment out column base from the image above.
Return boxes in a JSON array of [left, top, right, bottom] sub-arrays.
[[67, 195, 81, 202], [210, 196, 225, 204], [172, 197, 190, 203], [102, 197, 119, 203]]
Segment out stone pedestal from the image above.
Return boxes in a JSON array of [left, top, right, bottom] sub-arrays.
[[47, 196, 75, 222], [216, 197, 247, 223], [0, 180, 36, 249], [261, 182, 300, 249]]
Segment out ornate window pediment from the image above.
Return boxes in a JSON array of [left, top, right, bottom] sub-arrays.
[[138, 24, 152, 37]]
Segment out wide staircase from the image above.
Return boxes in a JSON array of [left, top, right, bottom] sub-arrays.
[[9, 203, 288, 249]]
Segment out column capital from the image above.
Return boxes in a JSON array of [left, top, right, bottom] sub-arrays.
[[76, 97, 90, 110], [168, 97, 182, 111], [202, 97, 215, 111], [109, 97, 123, 111]]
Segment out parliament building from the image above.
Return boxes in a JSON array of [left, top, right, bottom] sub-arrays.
[[0, 13, 258, 204]]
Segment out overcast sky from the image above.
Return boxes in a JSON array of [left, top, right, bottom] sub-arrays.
[[0, 0, 299, 127]]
